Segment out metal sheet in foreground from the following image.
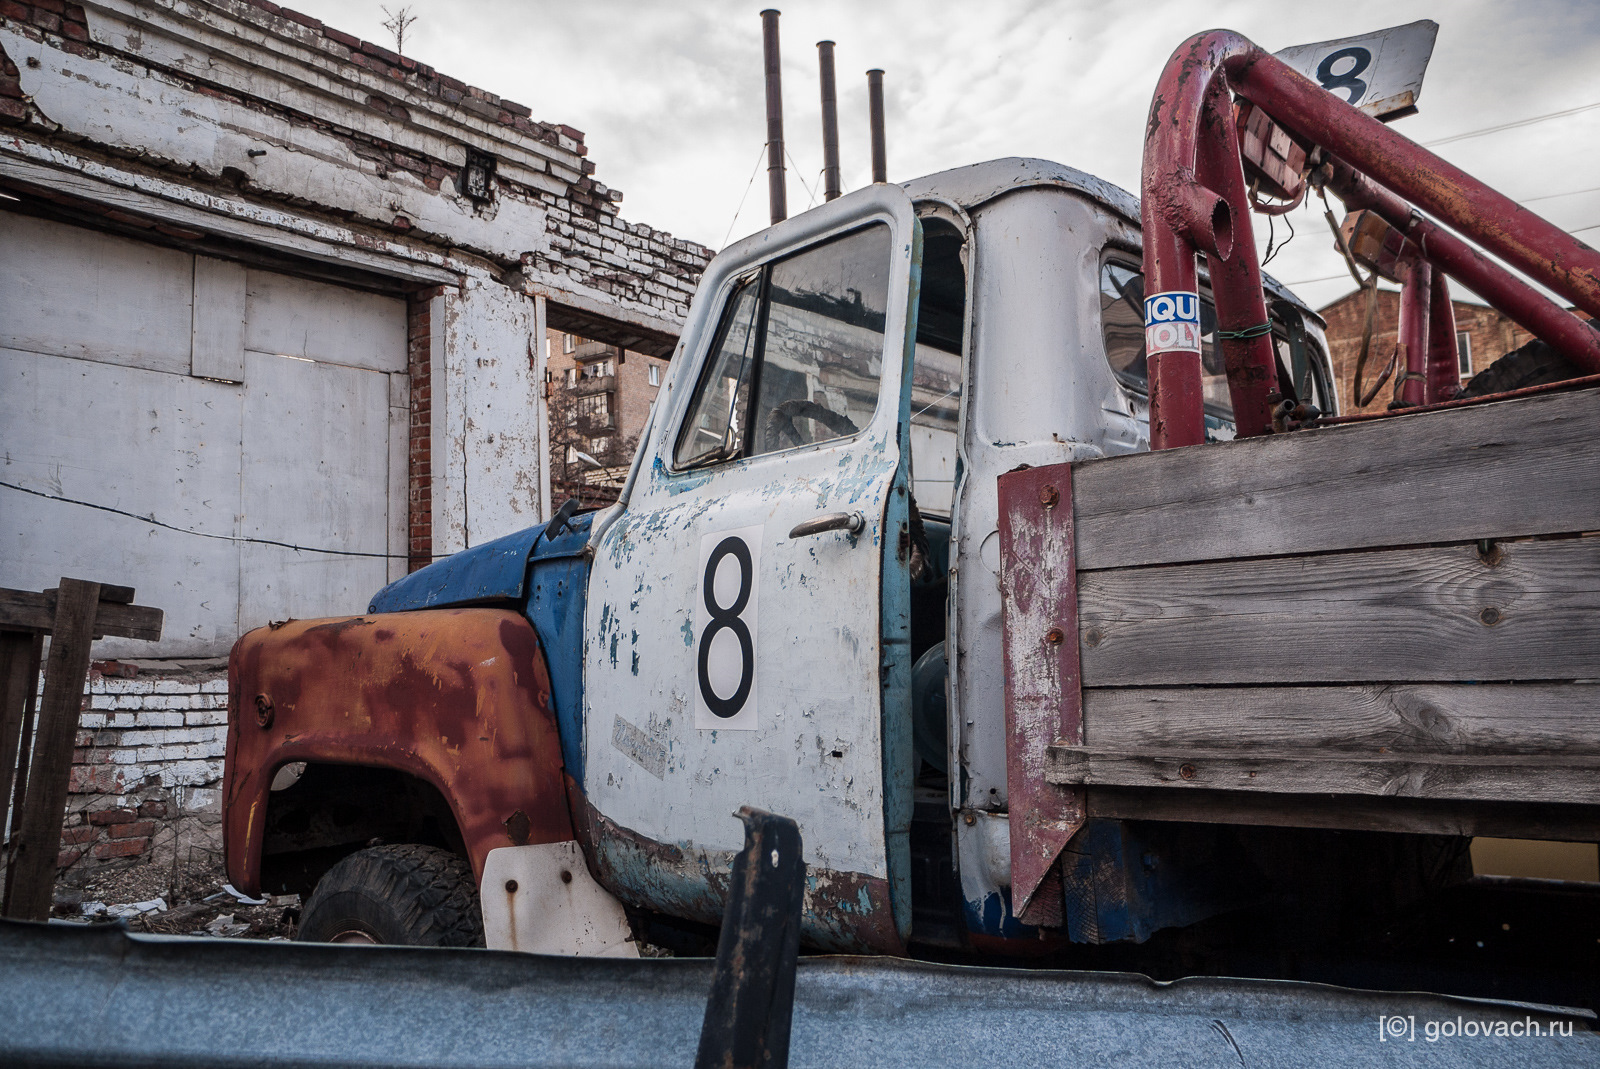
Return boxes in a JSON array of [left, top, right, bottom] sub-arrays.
[[0, 919, 1593, 1067]]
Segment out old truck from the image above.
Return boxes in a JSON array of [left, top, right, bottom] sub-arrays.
[[223, 28, 1600, 987]]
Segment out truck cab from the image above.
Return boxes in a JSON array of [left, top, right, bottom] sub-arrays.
[[225, 158, 1335, 957]]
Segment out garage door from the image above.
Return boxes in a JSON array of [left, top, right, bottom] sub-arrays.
[[0, 210, 408, 658]]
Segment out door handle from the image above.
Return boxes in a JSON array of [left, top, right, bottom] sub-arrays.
[[789, 511, 865, 539]]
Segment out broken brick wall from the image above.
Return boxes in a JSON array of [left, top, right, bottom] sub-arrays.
[[55, 661, 228, 883]]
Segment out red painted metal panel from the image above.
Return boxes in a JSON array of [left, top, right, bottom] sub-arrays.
[[224, 609, 573, 895], [997, 464, 1086, 925]]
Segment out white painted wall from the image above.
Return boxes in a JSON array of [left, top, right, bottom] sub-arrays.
[[0, 211, 405, 657], [431, 277, 543, 554]]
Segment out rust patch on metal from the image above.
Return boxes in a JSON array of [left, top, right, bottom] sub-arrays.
[[565, 775, 906, 955], [997, 463, 1088, 927], [224, 609, 573, 895], [504, 809, 532, 846]]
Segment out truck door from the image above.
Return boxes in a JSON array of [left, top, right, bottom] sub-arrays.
[[581, 185, 921, 953]]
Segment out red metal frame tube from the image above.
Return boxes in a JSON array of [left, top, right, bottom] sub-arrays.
[[1397, 256, 1432, 408], [1142, 30, 1600, 447], [1426, 270, 1460, 403], [1224, 42, 1600, 321], [1193, 81, 1279, 439], [1329, 161, 1600, 374]]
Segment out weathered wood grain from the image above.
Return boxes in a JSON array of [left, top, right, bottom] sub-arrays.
[[1083, 683, 1600, 755], [1077, 537, 1600, 685], [1071, 386, 1600, 570], [1086, 787, 1600, 843], [1048, 744, 1600, 805], [0, 588, 163, 642], [0, 633, 42, 859], [4, 580, 100, 920]]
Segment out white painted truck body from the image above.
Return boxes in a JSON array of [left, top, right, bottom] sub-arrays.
[[562, 159, 1331, 952]]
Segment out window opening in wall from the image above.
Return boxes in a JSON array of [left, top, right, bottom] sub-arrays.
[[674, 224, 891, 469], [1457, 331, 1473, 377], [564, 333, 576, 354], [461, 149, 497, 205], [648, 364, 660, 387]]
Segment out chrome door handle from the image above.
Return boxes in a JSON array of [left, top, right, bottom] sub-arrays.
[[789, 511, 865, 539]]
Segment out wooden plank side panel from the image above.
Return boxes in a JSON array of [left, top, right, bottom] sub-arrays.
[[1071, 387, 1600, 571], [1086, 787, 1600, 843], [1078, 537, 1600, 685], [1084, 683, 1600, 755], [1048, 745, 1600, 805]]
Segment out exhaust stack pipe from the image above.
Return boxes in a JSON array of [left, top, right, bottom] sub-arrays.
[[866, 68, 886, 184], [817, 41, 841, 201], [761, 9, 787, 224]]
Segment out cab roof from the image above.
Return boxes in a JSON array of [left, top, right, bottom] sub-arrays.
[[901, 157, 1315, 319]]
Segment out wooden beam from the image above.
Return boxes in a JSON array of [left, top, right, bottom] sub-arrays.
[[1071, 386, 1600, 570], [1086, 786, 1600, 843], [0, 587, 162, 642], [3, 579, 100, 920], [1083, 683, 1600, 755], [0, 633, 43, 862], [1077, 537, 1600, 685], [1048, 744, 1600, 805]]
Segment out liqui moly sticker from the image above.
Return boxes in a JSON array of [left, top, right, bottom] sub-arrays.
[[1144, 291, 1203, 354]]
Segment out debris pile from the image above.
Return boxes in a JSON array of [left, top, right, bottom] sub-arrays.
[[51, 860, 299, 941]]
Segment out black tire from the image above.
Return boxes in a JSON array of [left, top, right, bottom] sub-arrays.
[[296, 843, 484, 947], [1457, 338, 1583, 399]]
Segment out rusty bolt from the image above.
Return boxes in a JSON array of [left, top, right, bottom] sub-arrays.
[[1479, 607, 1502, 626], [1178, 763, 1197, 780], [963, 812, 977, 826], [560, 869, 573, 884], [1045, 628, 1065, 646], [505, 879, 518, 894], [1038, 484, 1059, 509], [254, 694, 274, 729]]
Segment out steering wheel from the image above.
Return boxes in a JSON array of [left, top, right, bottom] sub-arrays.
[[761, 399, 859, 451]]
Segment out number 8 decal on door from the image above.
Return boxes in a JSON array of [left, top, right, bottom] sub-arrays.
[[695, 525, 764, 730]]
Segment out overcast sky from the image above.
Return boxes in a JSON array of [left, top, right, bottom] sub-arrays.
[[290, 0, 1600, 313]]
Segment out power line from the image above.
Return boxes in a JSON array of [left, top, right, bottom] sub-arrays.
[[1423, 99, 1600, 148], [1522, 183, 1600, 204], [0, 480, 407, 560]]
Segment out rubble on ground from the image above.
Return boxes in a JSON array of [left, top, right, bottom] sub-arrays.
[[51, 859, 298, 941]]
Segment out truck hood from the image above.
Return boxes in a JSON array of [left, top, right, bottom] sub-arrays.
[[367, 513, 594, 613]]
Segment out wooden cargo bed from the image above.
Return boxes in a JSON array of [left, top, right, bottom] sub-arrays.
[[999, 385, 1600, 842]]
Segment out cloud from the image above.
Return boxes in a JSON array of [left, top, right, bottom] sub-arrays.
[[291, 0, 1600, 310]]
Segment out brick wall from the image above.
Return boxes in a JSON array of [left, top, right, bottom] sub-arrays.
[[1320, 289, 1534, 416], [407, 289, 437, 574], [54, 661, 229, 880]]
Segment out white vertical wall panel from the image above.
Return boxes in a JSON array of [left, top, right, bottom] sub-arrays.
[[0, 347, 242, 658], [0, 212, 194, 375], [429, 278, 542, 553], [243, 271, 407, 372], [192, 257, 247, 383], [236, 350, 391, 628]]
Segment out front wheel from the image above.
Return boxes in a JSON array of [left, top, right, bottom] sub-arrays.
[[296, 843, 484, 947]]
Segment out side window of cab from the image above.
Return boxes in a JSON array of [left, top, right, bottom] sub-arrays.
[[1098, 258, 1333, 423], [674, 225, 892, 469]]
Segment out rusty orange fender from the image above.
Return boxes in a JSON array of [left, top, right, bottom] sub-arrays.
[[224, 609, 574, 895]]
